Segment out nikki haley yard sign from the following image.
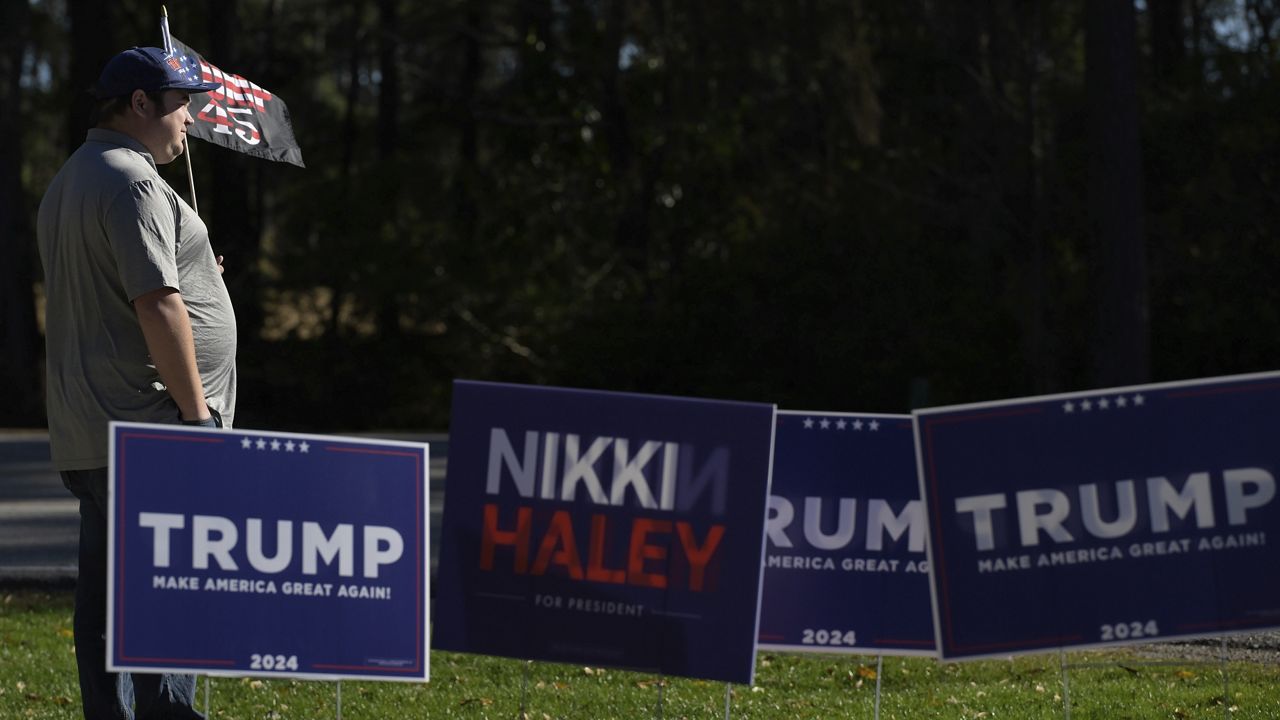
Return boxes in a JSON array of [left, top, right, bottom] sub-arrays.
[[107, 423, 429, 681], [915, 372, 1280, 660], [759, 411, 935, 656], [433, 381, 776, 684]]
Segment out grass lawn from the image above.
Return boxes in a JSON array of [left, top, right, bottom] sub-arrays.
[[3, 589, 1277, 719]]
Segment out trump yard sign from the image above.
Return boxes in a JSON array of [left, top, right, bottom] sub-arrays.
[[759, 411, 934, 655], [108, 423, 429, 681], [915, 372, 1280, 660]]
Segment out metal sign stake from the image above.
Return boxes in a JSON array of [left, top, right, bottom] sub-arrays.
[[1220, 636, 1230, 720], [1059, 649, 1072, 720], [723, 682, 732, 720], [655, 675, 666, 720], [873, 655, 884, 720], [336, 680, 342, 720], [520, 660, 532, 719]]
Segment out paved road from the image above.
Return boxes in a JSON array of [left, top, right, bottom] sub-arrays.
[[0, 433, 78, 580], [0, 431, 448, 583]]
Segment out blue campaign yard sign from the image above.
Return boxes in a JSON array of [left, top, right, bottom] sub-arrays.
[[107, 423, 430, 681], [916, 372, 1280, 660], [433, 381, 776, 684], [759, 411, 935, 656]]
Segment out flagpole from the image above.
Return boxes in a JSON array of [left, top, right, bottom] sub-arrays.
[[160, 5, 174, 53], [184, 140, 199, 214], [161, 6, 200, 213]]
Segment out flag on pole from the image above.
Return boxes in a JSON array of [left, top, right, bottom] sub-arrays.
[[160, 9, 174, 54], [169, 36, 305, 167]]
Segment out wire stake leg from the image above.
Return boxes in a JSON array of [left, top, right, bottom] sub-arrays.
[[874, 655, 884, 720], [520, 660, 532, 719], [654, 675, 665, 720], [1059, 648, 1071, 720], [1220, 636, 1231, 720]]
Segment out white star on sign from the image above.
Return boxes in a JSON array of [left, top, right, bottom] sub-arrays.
[[803, 418, 814, 429], [869, 420, 880, 431], [299, 441, 310, 453], [1080, 399, 1093, 411], [1063, 401, 1075, 413], [1098, 397, 1110, 410], [852, 419, 864, 431], [285, 440, 295, 452], [256, 438, 267, 450], [241, 437, 252, 449], [819, 418, 831, 429], [1133, 394, 1145, 406], [270, 439, 281, 451], [1115, 395, 1128, 408], [836, 419, 847, 430]]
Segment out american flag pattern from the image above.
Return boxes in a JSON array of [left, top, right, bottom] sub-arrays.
[[200, 61, 274, 110], [194, 58, 269, 144], [170, 35, 305, 167]]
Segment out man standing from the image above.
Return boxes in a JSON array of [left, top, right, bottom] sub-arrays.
[[37, 47, 236, 719]]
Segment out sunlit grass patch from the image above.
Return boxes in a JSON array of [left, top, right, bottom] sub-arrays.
[[3, 590, 1278, 719]]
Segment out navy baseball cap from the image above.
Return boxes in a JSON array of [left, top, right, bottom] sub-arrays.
[[92, 46, 222, 100]]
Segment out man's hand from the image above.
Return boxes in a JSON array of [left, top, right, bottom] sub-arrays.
[[216, 255, 225, 275], [133, 287, 210, 423]]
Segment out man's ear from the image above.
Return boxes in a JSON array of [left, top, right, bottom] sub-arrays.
[[130, 89, 149, 117]]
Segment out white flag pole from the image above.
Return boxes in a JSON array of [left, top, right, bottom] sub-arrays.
[[160, 5, 174, 53], [184, 140, 199, 213], [161, 6, 200, 212]]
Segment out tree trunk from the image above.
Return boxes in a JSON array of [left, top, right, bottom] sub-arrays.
[[331, 1, 366, 341], [376, 0, 403, 339], [1086, 0, 1149, 386], [1148, 0, 1186, 84], [0, 0, 43, 424], [1023, 0, 1057, 394], [454, 1, 482, 249], [598, 0, 653, 280], [65, 0, 117, 154], [207, 0, 264, 341]]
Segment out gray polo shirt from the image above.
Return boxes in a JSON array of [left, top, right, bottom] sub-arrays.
[[37, 128, 237, 470]]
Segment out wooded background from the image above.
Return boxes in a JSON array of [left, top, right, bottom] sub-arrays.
[[2, 0, 1278, 431]]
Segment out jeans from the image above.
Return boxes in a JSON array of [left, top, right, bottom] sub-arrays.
[[63, 468, 205, 720]]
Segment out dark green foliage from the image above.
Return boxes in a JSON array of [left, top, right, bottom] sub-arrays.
[[4, 1, 1279, 430]]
